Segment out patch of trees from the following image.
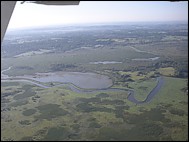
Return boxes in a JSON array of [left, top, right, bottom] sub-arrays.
[[22, 109, 37, 116], [111, 72, 134, 82], [76, 102, 113, 113], [71, 124, 80, 132], [153, 60, 188, 78], [176, 69, 188, 78], [32, 95, 40, 102], [1, 107, 11, 112], [118, 74, 134, 82], [169, 108, 185, 116], [15, 66, 34, 70], [79, 96, 125, 106], [10, 100, 29, 107], [89, 122, 101, 128], [140, 122, 164, 137], [36, 104, 68, 120], [96, 93, 109, 98], [1, 82, 19, 87], [115, 105, 130, 121], [19, 120, 31, 125], [138, 86, 148, 91], [2, 91, 20, 97], [153, 60, 178, 69], [13, 88, 36, 100], [100, 99, 125, 106], [50, 63, 77, 71], [1, 98, 10, 104]]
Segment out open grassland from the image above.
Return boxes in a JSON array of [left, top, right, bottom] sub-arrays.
[[132, 41, 188, 59], [129, 79, 157, 101], [157, 67, 175, 76]]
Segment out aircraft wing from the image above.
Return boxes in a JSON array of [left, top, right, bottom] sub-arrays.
[[1, 1, 16, 43], [28, 1, 80, 5], [1, 1, 80, 43]]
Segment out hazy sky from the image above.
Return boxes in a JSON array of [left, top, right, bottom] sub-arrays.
[[8, 1, 188, 29]]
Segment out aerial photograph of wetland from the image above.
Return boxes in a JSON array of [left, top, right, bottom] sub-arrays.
[[1, 1, 188, 141]]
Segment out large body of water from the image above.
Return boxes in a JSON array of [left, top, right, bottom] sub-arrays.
[[18, 72, 113, 89]]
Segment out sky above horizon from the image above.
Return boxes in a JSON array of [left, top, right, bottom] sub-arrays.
[[8, 1, 188, 29]]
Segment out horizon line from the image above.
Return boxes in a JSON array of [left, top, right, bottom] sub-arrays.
[[7, 20, 188, 31]]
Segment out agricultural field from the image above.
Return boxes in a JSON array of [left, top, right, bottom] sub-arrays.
[[1, 22, 188, 141]]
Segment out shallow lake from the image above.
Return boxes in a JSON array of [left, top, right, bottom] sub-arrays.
[[132, 57, 159, 61], [89, 61, 122, 64], [19, 72, 113, 89]]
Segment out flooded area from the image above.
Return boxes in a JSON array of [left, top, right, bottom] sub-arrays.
[[3, 71, 113, 89], [89, 61, 122, 64], [1, 67, 164, 104], [132, 57, 160, 61]]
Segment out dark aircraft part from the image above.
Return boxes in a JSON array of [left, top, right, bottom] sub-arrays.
[[23, 1, 80, 5], [1, 1, 80, 43], [1, 1, 16, 43]]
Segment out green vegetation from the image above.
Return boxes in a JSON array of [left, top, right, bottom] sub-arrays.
[[1, 82, 20, 87], [22, 109, 37, 116], [129, 78, 157, 101], [157, 67, 175, 76], [94, 122, 165, 141], [19, 120, 31, 125], [13, 85, 36, 100], [9, 100, 29, 107], [35, 104, 68, 120], [41, 127, 70, 141]]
